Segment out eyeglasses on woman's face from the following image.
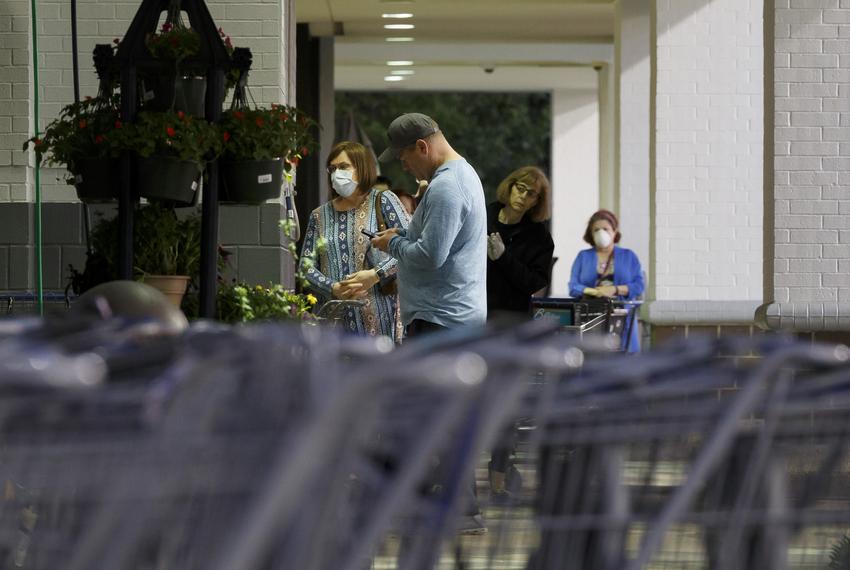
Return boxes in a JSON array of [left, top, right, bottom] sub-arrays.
[[326, 161, 353, 174], [513, 182, 540, 200]]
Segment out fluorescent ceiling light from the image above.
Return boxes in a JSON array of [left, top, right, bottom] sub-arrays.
[[384, 76, 405, 82], [386, 60, 414, 66], [390, 69, 415, 76], [385, 37, 415, 42], [382, 13, 413, 18], [384, 24, 415, 30]]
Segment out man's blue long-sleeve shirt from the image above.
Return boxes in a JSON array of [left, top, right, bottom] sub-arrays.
[[389, 159, 487, 328]]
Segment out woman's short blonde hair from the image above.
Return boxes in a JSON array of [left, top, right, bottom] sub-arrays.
[[326, 141, 377, 199], [495, 166, 551, 223]]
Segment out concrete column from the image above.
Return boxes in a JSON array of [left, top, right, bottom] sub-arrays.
[[615, 0, 651, 276], [597, 62, 617, 212], [550, 88, 600, 296], [757, 0, 850, 331], [647, 0, 764, 326]]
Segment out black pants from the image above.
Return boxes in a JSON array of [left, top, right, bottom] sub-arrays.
[[404, 318, 480, 517], [405, 319, 447, 338]]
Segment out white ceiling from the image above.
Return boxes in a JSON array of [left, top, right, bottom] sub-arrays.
[[295, 0, 616, 91]]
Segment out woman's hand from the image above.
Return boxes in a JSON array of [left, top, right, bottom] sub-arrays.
[[332, 279, 367, 300], [487, 233, 506, 260], [344, 269, 380, 291], [597, 285, 618, 297]]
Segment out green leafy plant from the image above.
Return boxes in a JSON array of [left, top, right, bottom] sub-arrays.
[[127, 110, 223, 164], [67, 205, 202, 295], [145, 21, 200, 63], [217, 283, 317, 323], [214, 218, 323, 323], [829, 534, 850, 570], [219, 105, 318, 171], [133, 204, 201, 277], [22, 95, 126, 181]]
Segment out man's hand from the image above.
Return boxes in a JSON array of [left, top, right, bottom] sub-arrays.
[[332, 279, 367, 300], [371, 228, 401, 252]]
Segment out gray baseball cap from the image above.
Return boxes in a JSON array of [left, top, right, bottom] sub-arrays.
[[378, 113, 440, 162]]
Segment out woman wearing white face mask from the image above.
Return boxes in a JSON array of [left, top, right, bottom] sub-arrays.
[[300, 141, 410, 342], [568, 209, 644, 352]]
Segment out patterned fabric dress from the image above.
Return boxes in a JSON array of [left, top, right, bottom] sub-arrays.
[[300, 188, 410, 342]]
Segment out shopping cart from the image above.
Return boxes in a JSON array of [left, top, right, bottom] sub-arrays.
[[530, 297, 641, 351], [1, 291, 71, 317]]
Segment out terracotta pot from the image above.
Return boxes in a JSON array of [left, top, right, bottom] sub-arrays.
[[141, 275, 190, 308]]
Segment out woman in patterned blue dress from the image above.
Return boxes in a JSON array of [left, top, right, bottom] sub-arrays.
[[300, 141, 410, 342]]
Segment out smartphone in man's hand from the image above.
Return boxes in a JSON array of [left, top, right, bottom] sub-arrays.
[[361, 228, 376, 239]]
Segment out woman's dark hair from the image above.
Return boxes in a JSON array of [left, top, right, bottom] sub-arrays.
[[582, 209, 621, 246], [326, 141, 377, 199], [495, 166, 551, 223]]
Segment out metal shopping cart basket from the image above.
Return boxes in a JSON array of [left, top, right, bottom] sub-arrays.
[[2, 291, 71, 318]]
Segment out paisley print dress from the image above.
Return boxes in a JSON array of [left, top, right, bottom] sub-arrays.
[[300, 188, 410, 342]]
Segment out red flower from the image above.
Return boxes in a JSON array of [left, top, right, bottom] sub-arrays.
[[78, 119, 87, 129], [223, 131, 231, 142], [161, 23, 172, 32], [255, 117, 265, 127], [233, 111, 244, 120], [281, 114, 289, 122], [301, 147, 309, 157], [32, 138, 41, 147], [177, 111, 185, 119], [114, 120, 122, 129], [290, 157, 300, 167], [84, 95, 92, 101], [166, 126, 176, 137], [95, 135, 105, 144]]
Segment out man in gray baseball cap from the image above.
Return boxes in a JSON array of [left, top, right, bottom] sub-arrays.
[[377, 113, 441, 162], [372, 112, 489, 533]]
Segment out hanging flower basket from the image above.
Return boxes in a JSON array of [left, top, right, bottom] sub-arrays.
[[137, 155, 202, 205], [220, 158, 283, 204], [149, 75, 208, 117], [73, 156, 120, 203]]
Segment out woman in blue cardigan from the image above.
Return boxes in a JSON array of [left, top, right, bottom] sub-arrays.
[[568, 209, 644, 352]]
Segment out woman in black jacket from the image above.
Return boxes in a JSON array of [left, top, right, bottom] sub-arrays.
[[487, 166, 554, 314], [486, 166, 554, 502]]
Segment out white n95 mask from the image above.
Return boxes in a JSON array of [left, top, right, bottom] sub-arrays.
[[593, 228, 612, 249], [331, 169, 358, 197]]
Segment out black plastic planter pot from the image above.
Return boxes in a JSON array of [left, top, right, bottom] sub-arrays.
[[72, 157, 119, 203], [221, 158, 283, 204], [149, 75, 207, 117], [137, 155, 202, 206]]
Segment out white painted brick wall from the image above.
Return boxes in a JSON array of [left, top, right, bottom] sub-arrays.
[[774, 0, 850, 303], [616, 0, 651, 279], [655, 0, 764, 302], [2, 0, 288, 203]]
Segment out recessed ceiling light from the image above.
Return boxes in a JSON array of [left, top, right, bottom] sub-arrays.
[[390, 69, 415, 76], [384, 24, 415, 30], [382, 13, 413, 18], [384, 76, 405, 82], [386, 60, 414, 66], [385, 37, 415, 42]]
